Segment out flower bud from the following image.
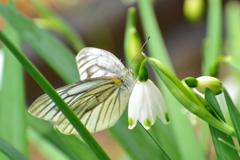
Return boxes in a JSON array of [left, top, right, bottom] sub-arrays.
[[183, 0, 205, 23], [196, 76, 223, 95], [124, 7, 143, 77], [138, 60, 148, 82], [183, 77, 198, 88]]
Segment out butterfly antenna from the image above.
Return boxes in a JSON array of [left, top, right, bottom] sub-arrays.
[[129, 36, 150, 67]]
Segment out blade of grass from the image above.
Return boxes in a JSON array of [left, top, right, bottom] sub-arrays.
[[205, 88, 239, 160], [223, 88, 240, 144], [225, 1, 240, 60], [0, 138, 29, 160], [0, 31, 110, 160], [202, 0, 222, 76], [28, 0, 85, 52], [138, 1, 206, 160], [218, 138, 240, 152], [209, 126, 239, 160], [0, 19, 28, 159], [0, 3, 79, 84], [205, 88, 225, 120]]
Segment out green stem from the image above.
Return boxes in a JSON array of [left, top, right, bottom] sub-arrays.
[[203, 0, 222, 76], [0, 31, 109, 160], [142, 126, 171, 160], [218, 138, 240, 152]]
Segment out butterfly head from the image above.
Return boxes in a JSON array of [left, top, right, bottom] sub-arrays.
[[121, 68, 134, 78]]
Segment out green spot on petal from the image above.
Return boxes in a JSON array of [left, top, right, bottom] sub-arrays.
[[165, 112, 170, 123], [144, 118, 151, 129], [138, 60, 149, 82], [128, 117, 134, 127]]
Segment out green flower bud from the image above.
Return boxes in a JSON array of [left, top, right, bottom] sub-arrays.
[[183, 0, 205, 23], [138, 59, 148, 82], [196, 76, 223, 95], [124, 7, 143, 77], [183, 77, 198, 88]]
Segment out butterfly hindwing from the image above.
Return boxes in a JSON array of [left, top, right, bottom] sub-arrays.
[[56, 79, 130, 134]]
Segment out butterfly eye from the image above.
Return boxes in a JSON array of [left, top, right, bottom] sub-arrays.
[[128, 69, 134, 77]]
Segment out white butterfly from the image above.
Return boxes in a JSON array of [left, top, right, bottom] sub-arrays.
[[28, 47, 135, 134]]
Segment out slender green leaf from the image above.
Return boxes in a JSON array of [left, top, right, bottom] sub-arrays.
[[218, 138, 240, 152], [209, 126, 239, 160], [203, 0, 222, 76], [205, 88, 239, 160], [223, 88, 240, 144], [55, 127, 98, 160], [0, 3, 79, 84], [0, 31, 109, 160], [222, 2, 240, 89], [138, 1, 206, 159], [225, 1, 240, 60], [0, 16, 28, 159], [205, 88, 225, 121], [0, 138, 29, 160]]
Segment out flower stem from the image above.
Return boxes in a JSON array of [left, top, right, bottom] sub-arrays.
[[141, 124, 171, 160]]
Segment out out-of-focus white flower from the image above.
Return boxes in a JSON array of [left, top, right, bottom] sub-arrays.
[[128, 79, 169, 130]]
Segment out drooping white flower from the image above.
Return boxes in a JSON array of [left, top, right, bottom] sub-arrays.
[[128, 79, 169, 130]]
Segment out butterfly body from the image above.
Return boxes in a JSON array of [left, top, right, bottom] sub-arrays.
[[29, 48, 135, 134]]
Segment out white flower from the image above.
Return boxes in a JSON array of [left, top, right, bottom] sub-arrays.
[[128, 79, 169, 130]]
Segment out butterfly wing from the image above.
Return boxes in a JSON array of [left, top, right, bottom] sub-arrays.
[[28, 78, 109, 122], [56, 78, 132, 134], [76, 47, 126, 80]]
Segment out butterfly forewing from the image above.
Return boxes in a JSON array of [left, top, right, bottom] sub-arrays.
[[76, 48, 125, 80]]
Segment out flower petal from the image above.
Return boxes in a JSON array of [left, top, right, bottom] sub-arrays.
[[128, 82, 143, 129]]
